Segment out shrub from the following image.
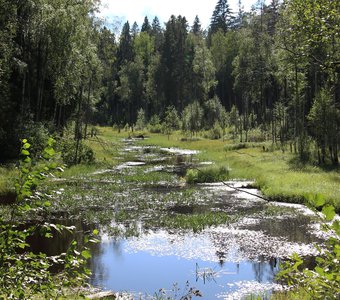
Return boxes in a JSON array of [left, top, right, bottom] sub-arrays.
[[0, 139, 97, 298], [60, 139, 95, 166], [204, 122, 222, 140], [148, 115, 162, 133]]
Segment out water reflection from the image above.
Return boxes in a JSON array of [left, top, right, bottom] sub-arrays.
[[89, 229, 281, 299]]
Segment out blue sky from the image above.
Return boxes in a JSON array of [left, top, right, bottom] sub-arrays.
[[99, 0, 266, 32]]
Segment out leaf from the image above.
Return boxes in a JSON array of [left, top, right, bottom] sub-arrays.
[[322, 205, 335, 221], [43, 201, 51, 207], [81, 250, 91, 259], [314, 194, 325, 208], [22, 139, 27, 143], [23, 142, 31, 149], [93, 229, 99, 235], [315, 266, 324, 276], [21, 149, 30, 156], [332, 220, 340, 235]]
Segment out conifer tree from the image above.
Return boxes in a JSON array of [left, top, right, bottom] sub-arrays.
[[141, 16, 152, 34], [192, 15, 202, 36], [210, 0, 235, 34]]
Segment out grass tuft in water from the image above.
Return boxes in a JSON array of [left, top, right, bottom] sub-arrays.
[[186, 166, 229, 184]]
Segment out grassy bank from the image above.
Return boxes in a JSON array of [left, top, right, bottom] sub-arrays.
[[115, 129, 339, 212]]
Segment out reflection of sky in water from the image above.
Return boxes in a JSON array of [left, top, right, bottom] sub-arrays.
[[90, 229, 285, 299]]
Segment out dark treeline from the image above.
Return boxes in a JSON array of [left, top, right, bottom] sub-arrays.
[[0, 0, 339, 164]]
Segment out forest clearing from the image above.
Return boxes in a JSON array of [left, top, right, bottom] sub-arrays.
[[0, 0, 339, 299]]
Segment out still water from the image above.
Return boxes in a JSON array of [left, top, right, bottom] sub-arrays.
[[89, 229, 282, 299], [50, 140, 323, 299]]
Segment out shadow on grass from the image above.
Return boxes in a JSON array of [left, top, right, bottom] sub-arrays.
[[287, 155, 340, 173]]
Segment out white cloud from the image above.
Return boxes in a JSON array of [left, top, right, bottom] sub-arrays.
[[99, 0, 265, 31]]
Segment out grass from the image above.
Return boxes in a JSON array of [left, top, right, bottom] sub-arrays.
[[1, 126, 340, 213], [135, 130, 340, 212], [0, 166, 17, 196]]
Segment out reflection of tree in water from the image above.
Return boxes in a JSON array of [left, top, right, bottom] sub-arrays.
[[89, 239, 124, 285], [252, 256, 279, 283]]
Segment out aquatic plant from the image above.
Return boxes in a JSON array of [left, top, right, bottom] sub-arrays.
[[159, 211, 231, 232]]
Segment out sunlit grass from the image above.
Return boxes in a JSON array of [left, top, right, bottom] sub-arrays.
[[133, 130, 340, 212]]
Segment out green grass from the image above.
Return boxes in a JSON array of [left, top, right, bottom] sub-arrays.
[[2, 127, 340, 213], [135, 130, 340, 212]]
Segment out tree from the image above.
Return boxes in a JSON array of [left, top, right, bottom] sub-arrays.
[[210, 0, 235, 35], [151, 16, 164, 52], [117, 21, 133, 65], [161, 15, 189, 112], [210, 29, 238, 110], [141, 16, 152, 34], [204, 96, 226, 129], [95, 26, 117, 125], [192, 41, 217, 103], [191, 15, 203, 36], [163, 106, 180, 139], [308, 89, 339, 165], [182, 101, 204, 136]]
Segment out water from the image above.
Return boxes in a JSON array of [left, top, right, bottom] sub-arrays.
[[89, 231, 281, 299], [48, 141, 324, 299]]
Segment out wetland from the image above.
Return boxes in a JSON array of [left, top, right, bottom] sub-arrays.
[[41, 137, 327, 299]]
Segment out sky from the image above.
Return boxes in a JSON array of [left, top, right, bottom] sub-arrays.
[[99, 0, 266, 32]]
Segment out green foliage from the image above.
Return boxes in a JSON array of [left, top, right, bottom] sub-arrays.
[[182, 101, 204, 136], [186, 166, 229, 184], [135, 108, 146, 130], [162, 106, 180, 138], [308, 89, 339, 164], [0, 139, 97, 298], [148, 114, 162, 133], [60, 138, 95, 166], [204, 122, 223, 140], [277, 204, 340, 299]]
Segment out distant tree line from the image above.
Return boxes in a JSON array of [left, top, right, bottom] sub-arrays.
[[0, 0, 339, 164]]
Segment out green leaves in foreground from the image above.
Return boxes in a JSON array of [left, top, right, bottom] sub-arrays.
[[277, 202, 340, 299], [0, 138, 98, 299]]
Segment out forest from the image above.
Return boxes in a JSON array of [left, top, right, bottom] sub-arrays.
[[0, 0, 340, 299], [0, 0, 339, 165]]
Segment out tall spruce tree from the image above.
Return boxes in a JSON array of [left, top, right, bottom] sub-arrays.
[[191, 15, 203, 36], [210, 0, 234, 34], [117, 21, 133, 65], [141, 16, 152, 34]]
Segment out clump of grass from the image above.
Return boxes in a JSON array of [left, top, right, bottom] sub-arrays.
[[0, 166, 17, 195], [186, 166, 229, 184], [160, 211, 230, 232]]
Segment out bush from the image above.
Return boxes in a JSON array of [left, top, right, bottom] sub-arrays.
[[60, 139, 95, 166], [18, 121, 51, 156], [148, 115, 162, 133], [204, 122, 222, 140], [0, 139, 97, 298]]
